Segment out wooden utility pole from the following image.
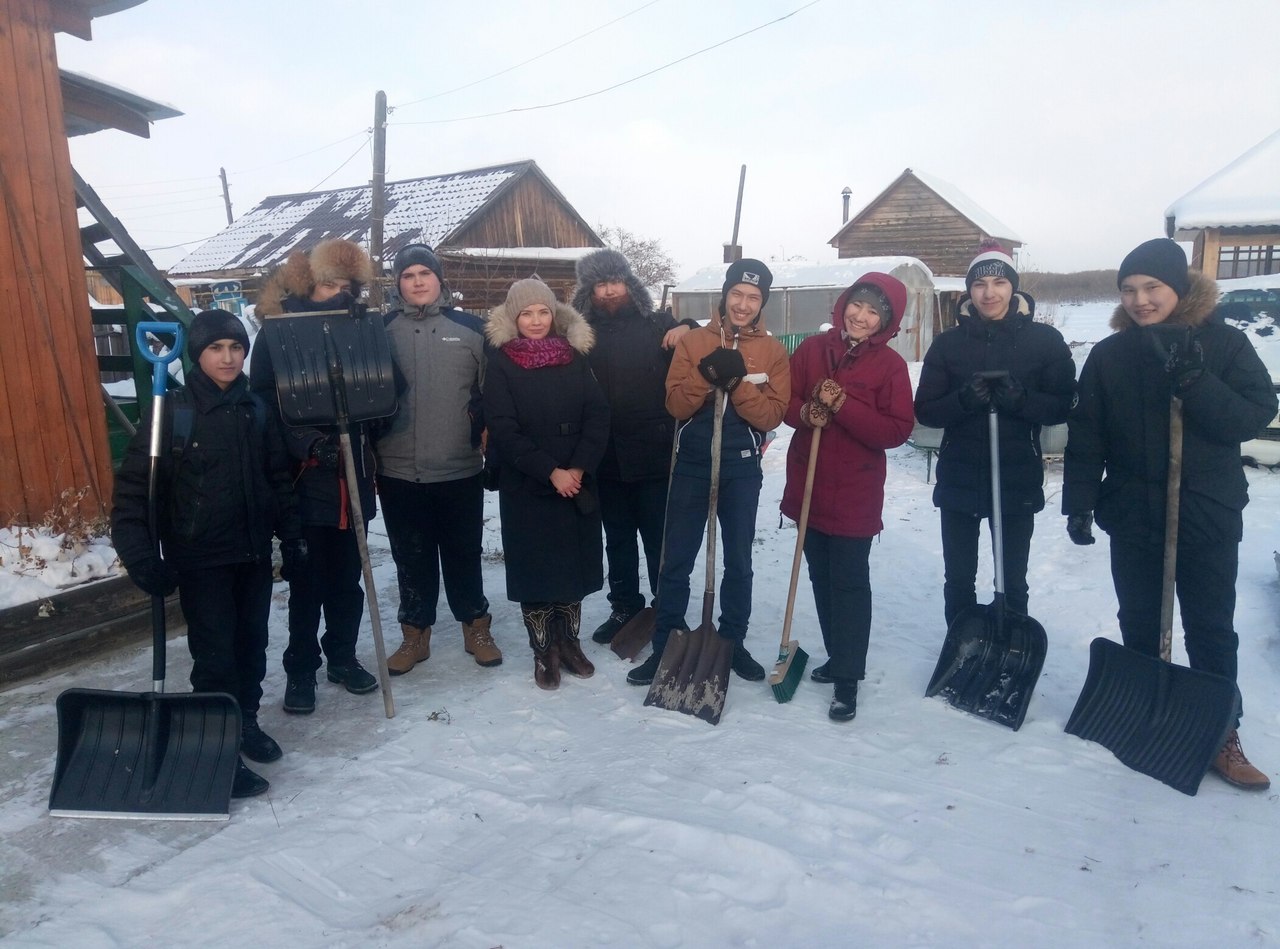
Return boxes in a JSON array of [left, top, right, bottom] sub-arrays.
[[369, 90, 388, 309], [724, 164, 746, 263], [219, 167, 233, 224]]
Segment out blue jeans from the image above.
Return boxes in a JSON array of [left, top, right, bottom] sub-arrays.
[[653, 469, 761, 653]]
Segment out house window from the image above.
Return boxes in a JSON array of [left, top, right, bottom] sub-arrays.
[[1218, 244, 1280, 279]]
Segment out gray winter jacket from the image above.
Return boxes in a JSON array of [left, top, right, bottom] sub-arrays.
[[376, 304, 487, 483]]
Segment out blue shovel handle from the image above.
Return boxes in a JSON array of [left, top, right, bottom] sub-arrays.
[[135, 321, 185, 398]]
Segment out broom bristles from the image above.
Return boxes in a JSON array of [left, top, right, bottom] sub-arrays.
[[769, 641, 808, 703]]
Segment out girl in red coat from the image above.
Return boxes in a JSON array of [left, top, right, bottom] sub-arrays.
[[781, 274, 914, 721]]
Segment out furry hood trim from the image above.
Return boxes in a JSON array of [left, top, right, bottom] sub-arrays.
[[570, 248, 654, 315], [255, 239, 374, 317], [1108, 269, 1218, 332], [485, 300, 595, 354]]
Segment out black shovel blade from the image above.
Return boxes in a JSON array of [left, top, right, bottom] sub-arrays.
[[50, 688, 241, 820], [610, 607, 655, 660], [643, 625, 733, 725], [1065, 637, 1239, 796], [925, 604, 1047, 731]]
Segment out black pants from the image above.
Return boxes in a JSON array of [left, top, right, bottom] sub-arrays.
[[653, 470, 761, 653], [598, 475, 668, 615], [804, 530, 873, 683], [177, 560, 273, 717], [379, 474, 488, 629], [939, 507, 1034, 626], [1109, 534, 1241, 723], [283, 524, 364, 675]]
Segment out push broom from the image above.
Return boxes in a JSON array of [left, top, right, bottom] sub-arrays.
[[769, 427, 820, 702]]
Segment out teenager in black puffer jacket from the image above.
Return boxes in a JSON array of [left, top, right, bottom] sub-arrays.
[[914, 243, 1075, 626]]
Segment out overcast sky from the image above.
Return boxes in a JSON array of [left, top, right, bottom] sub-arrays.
[[57, 0, 1280, 279]]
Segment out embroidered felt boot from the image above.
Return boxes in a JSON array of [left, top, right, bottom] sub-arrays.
[[523, 605, 560, 690], [556, 602, 595, 679]]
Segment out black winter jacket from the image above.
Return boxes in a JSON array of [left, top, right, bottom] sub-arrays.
[[914, 293, 1075, 515], [583, 301, 680, 482], [1063, 272, 1276, 546], [112, 368, 302, 572]]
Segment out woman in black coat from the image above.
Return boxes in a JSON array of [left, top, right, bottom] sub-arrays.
[[484, 279, 610, 689], [914, 243, 1075, 625]]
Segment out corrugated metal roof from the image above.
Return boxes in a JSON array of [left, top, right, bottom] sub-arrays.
[[169, 162, 531, 276]]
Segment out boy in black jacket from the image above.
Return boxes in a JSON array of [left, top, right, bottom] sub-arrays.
[[112, 310, 305, 799]]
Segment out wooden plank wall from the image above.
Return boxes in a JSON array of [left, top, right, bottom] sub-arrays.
[[436, 255, 582, 312], [0, 0, 113, 525], [835, 176, 987, 276], [455, 175, 601, 249]]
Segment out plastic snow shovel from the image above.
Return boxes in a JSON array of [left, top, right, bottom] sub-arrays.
[[611, 423, 680, 660], [925, 387, 1047, 730], [644, 388, 734, 725], [50, 322, 241, 820], [1064, 396, 1239, 795], [769, 426, 817, 702]]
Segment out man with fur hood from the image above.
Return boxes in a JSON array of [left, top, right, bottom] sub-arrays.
[[569, 248, 696, 644], [627, 258, 790, 686], [375, 244, 501, 675], [1064, 238, 1277, 791], [914, 242, 1075, 627], [251, 238, 381, 714]]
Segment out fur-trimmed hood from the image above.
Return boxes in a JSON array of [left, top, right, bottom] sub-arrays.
[[256, 239, 375, 317], [570, 248, 654, 315], [485, 300, 595, 354], [1108, 269, 1218, 332], [830, 272, 908, 349]]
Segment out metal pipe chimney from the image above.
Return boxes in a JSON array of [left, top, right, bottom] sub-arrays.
[[841, 186, 852, 223]]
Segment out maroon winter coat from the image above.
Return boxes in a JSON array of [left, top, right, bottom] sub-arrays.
[[781, 276, 914, 538]]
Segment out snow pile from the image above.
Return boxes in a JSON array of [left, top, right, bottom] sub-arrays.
[[0, 527, 120, 609]]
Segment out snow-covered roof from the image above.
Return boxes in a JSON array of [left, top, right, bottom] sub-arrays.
[[169, 161, 573, 276], [908, 169, 1023, 243], [1166, 129, 1280, 233], [1218, 272, 1280, 293], [675, 256, 933, 293]]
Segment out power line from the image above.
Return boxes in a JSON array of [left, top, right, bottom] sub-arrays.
[[392, 0, 663, 111], [390, 0, 822, 127], [305, 135, 373, 192]]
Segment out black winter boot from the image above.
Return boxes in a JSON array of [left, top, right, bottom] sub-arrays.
[[829, 681, 858, 722], [283, 673, 316, 714], [523, 604, 560, 690], [326, 659, 378, 695], [626, 649, 663, 686], [231, 758, 270, 798], [591, 607, 639, 644], [731, 643, 766, 681], [241, 715, 282, 763], [809, 660, 833, 684], [556, 602, 595, 678]]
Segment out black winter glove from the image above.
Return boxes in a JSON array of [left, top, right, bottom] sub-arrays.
[[957, 374, 993, 413], [1066, 512, 1096, 546], [991, 375, 1027, 414], [279, 538, 310, 582], [698, 347, 747, 392], [128, 556, 178, 597], [1147, 325, 1205, 392], [310, 434, 341, 470]]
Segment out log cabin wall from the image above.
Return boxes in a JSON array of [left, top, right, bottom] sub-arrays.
[[453, 174, 600, 249], [0, 0, 114, 525], [834, 176, 997, 276]]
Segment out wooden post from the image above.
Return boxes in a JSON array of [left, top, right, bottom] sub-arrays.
[[219, 166, 233, 225], [724, 164, 746, 263], [369, 90, 388, 310]]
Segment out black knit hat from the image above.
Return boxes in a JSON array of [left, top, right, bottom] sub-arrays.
[[965, 241, 1019, 293], [393, 243, 444, 282], [187, 308, 249, 361], [1117, 238, 1190, 298], [722, 258, 773, 307]]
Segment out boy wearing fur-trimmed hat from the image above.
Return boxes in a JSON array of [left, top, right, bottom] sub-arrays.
[[569, 248, 697, 645], [250, 239, 383, 714], [626, 259, 790, 686], [915, 241, 1075, 630], [374, 243, 501, 676], [112, 309, 303, 799], [1064, 237, 1277, 791]]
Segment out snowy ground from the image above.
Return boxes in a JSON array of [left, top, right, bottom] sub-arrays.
[[2, 300, 1279, 947]]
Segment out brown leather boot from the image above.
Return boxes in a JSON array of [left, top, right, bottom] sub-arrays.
[[523, 605, 560, 690], [1211, 729, 1271, 791], [387, 623, 431, 676], [463, 613, 502, 667], [555, 602, 595, 679]]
